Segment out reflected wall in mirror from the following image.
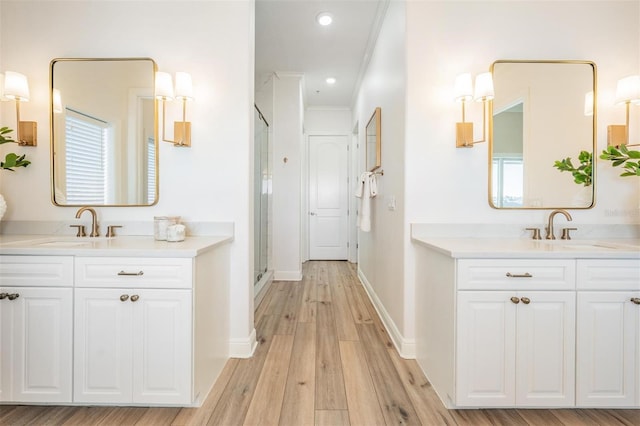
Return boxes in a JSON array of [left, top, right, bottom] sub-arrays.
[[50, 58, 158, 206], [489, 60, 596, 209], [366, 107, 381, 172]]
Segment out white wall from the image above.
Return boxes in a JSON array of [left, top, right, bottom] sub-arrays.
[[353, 0, 409, 353], [403, 0, 640, 347], [0, 0, 256, 355], [271, 74, 304, 280]]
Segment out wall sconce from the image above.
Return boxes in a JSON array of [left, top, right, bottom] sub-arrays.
[[608, 75, 640, 147], [454, 72, 494, 148], [155, 71, 193, 147], [1, 71, 37, 146]]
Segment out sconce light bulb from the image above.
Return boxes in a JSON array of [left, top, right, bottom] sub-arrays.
[[3, 71, 30, 101], [155, 71, 174, 100], [175, 72, 193, 100], [53, 88, 63, 114], [454, 73, 473, 102], [615, 75, 640, 104], [316, 12, 333, 26], [474, 72, 494, 101]]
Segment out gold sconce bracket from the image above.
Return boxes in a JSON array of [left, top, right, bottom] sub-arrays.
[[173, 121, 191, 147], [17, 121, 37, 146], [607, 124, 627, 147], [456, 122, 474, 147]]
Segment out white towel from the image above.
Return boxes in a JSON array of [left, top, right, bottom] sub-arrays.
[[355, 172, 377, 232]]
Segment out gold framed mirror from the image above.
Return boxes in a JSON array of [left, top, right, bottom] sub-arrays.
[[489, 60, 596, 209], [366, 107, 381, 172], [50, 58, 158, 206]]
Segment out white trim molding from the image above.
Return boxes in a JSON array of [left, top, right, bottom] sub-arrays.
[[274, 270, 303, 281], [357, 268, 416, 359], [229, 328, 257, 358]]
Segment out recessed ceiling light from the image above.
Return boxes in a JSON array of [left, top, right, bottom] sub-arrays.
[[316, 12, 333, 26], [326, 77, 336, 85]]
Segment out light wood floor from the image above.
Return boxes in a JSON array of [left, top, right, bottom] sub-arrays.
[[1, 261, 639, 425]]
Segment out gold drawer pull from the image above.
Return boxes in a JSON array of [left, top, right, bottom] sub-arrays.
[[631, 298, 640, 305], [0, 293, 8, 300], [130, 295, 140, 302], [506, 272, 533, 278], [120, 294, 129, 302], [118, 270, 144, 276], [520, 297, 531, 304], [510, 297, 520, 304]]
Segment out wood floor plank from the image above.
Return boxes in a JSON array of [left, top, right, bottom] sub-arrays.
[[515, 409, 565, 426], [448, 409, 495, 426], [356, 285, 394, 349], [298, 274, 318, 323], [548, 409, 600, 425], [315, 300, 348, 410], [357, 324, 420, 425], [317, 261, 331, 303], [132, 407, 180, 426], [60, 407, 114, 426], [274, 282, 303, 335], [24, 406, 78, 425], [315, 410, 351, 426], [330, 264, 359, 341], [387, 348, 457, 426], [339, 340, 386, 426], [171, 358, 239, 425], [279, 321, 317, 426], [206, 314, 280, 426], [344, 284, 373, 324], [581, 408, 640, 426], [0, 406, 48, 426], [94, 407, 147, 425], [265, 281, 293, 316], [243, 334, 294, 426], [254, 279, 276, 324]]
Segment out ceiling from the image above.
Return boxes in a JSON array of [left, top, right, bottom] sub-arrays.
[[255, 0, 388, 108]]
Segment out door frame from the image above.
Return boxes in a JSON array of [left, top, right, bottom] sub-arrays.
[[303, 131, 352, 262]]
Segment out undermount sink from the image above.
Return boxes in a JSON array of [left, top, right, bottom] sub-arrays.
[[541, 240, 637, 250]]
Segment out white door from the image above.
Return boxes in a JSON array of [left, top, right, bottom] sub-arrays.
[[515, 291, 575, 407], [13, 287, 73, 403], [309, 135, 349, 260], [132, 289, 192, 405], [74, 288, 133, 403], [456, 291, 517, 406], [576, 291, 638, 407], [0, 291, 10, 401]]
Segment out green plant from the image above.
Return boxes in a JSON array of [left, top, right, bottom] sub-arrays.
[[553, 150, 593, 186], [0, 127, 31, 171], [600, 144, 640, 177]]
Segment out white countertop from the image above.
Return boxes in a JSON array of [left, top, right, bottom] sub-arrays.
[[412, 236, 640, 259], [0, 235, 233, 258]]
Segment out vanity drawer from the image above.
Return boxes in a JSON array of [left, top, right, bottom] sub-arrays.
[[75, 257, 193, 289], [457, 259, 575, 290], [0, 255, 74, 287], [577, 259, 640, 290]]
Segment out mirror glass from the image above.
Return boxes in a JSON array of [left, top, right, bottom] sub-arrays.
[[366, 107, 381, 172], [489, 60, 596, 209], [50, 58, 158, 206]]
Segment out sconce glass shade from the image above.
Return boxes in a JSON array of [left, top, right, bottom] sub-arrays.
[[583, 91, 594, 116], [155, 71, 174, 99], [175, 72, 193, 100], [53, 89, 63, 114], [3, 71, 30, 101], [615, 75, 640, 104], [454, 73, 473, 102], [474, 72, 494, 101]]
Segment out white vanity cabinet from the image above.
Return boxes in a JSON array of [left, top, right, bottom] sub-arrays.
[[0, 256, 74, 403], [73, 257, 193, 405], [455, 259, 575, 407], [576, 259, 640, 407]]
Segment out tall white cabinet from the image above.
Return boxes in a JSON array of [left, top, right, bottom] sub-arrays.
[[414, 239, 640, 409]]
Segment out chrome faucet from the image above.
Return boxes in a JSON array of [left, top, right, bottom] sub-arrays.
[[545, 209, 572, 240], [75, 207, 100, 237]]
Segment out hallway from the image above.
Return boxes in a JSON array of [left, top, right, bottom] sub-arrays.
[[0, 261, 638, 425]]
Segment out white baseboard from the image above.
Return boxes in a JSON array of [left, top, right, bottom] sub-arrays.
[[274, 270, 303, 281], [254, 270, 274, 307], [229, 328, 257, 358], [357, 268, 416, 359]]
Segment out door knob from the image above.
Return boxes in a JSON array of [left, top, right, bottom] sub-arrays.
[[120, 294, 130, 302], [310, 212, 317, 216], [7, 293, 20, 300]]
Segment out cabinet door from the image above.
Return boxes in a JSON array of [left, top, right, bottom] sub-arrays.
[[131, 289, 192, 405], [74, 288, 133, 403], [0, 291, 12, 401], [457, 291, 516, 406], [577, 291, 638, 407], [11, 287, 73, 403], [515, 291, 575, 407]]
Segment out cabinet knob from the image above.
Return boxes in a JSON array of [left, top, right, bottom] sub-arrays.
[[510, 296, 520, 304], [520, 297, 531, 305], [0, 293, 8, 300], [7, 293, 20, 301], [120, 294, 130, 302], [130, 295, 140, 302], [631, 297, 640, 305]]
